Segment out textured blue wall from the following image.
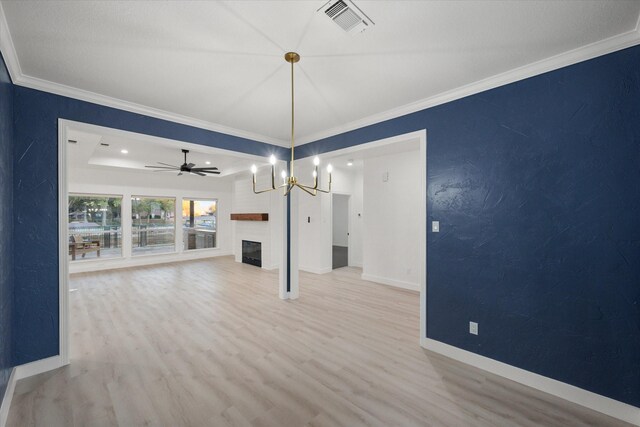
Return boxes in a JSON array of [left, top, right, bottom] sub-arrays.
[[0, 52, 14, 403], [298, 45, 640, 407], [12, 87, 288, 365]]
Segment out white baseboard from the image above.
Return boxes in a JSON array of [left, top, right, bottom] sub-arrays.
[[0, 355, 66, 427], [299, 265, 332, 275], [15, 355, 66, 380], [69, 250, 233, 274], [421, 338, 640, 426], [0, 368, 16, 427], [361, 273, 420, 292]]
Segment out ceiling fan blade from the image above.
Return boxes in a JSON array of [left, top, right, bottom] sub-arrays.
[[187, 163, 195, 168], [177, 172, 183, 176], [157, 162, 179, 168], [191, 167, 219, 172], [145, 165, 179, 170], [192, 171, 206, 177]]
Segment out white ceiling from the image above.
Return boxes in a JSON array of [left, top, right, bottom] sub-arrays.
[[3, 1, 640, 146], [67, 127, 270, 178]]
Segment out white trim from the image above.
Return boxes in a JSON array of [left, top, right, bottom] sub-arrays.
[[0, 5, 285, 147], [299, 265, 332, 275], [361, 273, 420, 292], [0, 368, 16, 427], [0, 2, 20, 82], [419, 131, 427, 343], [421, 338, 640, 426], [18, 75, 288, 147], [288, 190, 300, 300], [297, 28, 640, 145], [309, 130, 427, 335], [58, 121, 69, 365], [3, 2, 638, 148], [14, 356, 65, 381], [69, 250, 233, 274]]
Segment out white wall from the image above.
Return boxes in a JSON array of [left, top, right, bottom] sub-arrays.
[[350, 170, 364, 267], [231, 167, 283, 270], [68, 167, 233, 273], [297, 163, 363, 272], [296, 162, 332, 274], [332, 194, 349, 247], [362, 150, 421, 290]]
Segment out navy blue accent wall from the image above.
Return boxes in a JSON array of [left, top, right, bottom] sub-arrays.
[[0, 52, 14, 402], [11, 86, 288, 365], [298, 45, 640, 407]]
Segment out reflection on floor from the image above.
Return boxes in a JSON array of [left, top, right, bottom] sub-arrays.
[[332, 245, 348, 269], [7, 256, 628, 426]]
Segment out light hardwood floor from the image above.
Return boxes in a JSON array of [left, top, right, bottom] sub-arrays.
[[7, 256, 630, 426]]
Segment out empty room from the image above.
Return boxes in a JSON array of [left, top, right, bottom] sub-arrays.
[[0, 1, 639, 426]]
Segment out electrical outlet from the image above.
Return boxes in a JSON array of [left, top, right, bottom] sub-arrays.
[[469, 321, 478, 335]]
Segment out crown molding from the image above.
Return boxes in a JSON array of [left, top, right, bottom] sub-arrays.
[[0, 1, 21, 82], [0, 3, 288, 148], [1, 2, 639, 148], [14, 73, 289, 147], [297, 24, 640, 145]]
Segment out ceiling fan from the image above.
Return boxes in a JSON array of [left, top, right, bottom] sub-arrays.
[[145, 149, 220, 176]]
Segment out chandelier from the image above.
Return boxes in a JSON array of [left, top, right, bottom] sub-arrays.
[[251, 52, 332, 196]]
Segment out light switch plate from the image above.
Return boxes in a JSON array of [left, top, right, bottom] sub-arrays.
[[469, 321, 478, 335], [432, 221, 440, 232]]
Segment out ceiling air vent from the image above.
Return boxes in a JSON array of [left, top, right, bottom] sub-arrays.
[[321, 0, 374, 34]]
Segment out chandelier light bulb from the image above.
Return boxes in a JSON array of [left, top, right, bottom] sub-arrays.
[[251, 164, 257, 174], [269, 155, 276, 165], [281, 170, 287, 179], [327, 164, 333, 173], [313, 156, 320, 166]]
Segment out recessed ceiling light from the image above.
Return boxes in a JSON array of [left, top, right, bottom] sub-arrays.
[[121, 149, 129, 154], [205, 161, 211, 165], [347, 160, 353, 166]]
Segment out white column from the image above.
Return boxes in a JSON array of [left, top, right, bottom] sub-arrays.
[[289, 189, 299, 299]]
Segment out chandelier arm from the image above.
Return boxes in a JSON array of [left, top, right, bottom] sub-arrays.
[[284, 184, 295, 197], [300, 182, 331, 194], [270, 165, 276, 190], [295, 183, 317, 196], [313, 165, 318, 189]]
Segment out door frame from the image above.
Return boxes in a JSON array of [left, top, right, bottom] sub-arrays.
[[58, 119, 290, 366], [289, 129, 427, 341], [330, 192, 351, 269]]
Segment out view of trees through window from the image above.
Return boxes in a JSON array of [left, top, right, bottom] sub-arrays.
[[68, 194, 122, 261], [182, 199, 217, 250], [132, 197, 176, 255]]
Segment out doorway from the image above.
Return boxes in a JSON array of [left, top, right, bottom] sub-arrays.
[[332, 194, 350, 269]]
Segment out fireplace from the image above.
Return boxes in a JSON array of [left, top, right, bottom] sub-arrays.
[[242, 240, 262, 267]]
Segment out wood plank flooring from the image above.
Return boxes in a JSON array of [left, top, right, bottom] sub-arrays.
[[7, 256, 631, 426]]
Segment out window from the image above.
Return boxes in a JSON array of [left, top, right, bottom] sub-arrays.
[[182, 199, 217, 250], [131, 197, 176, 255], [68, 194, 122, 261]]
